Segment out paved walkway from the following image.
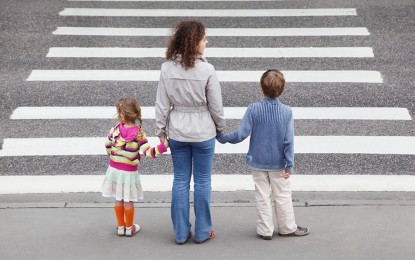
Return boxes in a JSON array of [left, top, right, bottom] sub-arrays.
[[1, 192, 415, 260]]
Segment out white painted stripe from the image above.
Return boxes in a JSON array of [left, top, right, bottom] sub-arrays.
[[1, 175, 414, 194], [53, 27, 370, 37], [292, 107, 412, 120], [1, 136, 414, 156], [47, 47, 374, 58], [10, 107, 412, 120], [59, 8, 357, 17], [218, 71, 383, 83], [26, 70, 383, 83], [11, 106, 120, 120], [295, 136, 415, 154], [69, 0, 284, 2], [68, 0, 283, 2]]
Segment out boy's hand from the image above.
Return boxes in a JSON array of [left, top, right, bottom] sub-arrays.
[[281, 170, 290, 179], [216, 134, 226, 144]]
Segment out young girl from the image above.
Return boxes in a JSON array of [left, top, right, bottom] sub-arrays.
[[101, 98, 168, 237]]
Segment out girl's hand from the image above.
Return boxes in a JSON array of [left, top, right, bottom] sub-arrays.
[[159, 136, 165, 144], [163, 138, 169, 149], [159, 134, 169, 148]]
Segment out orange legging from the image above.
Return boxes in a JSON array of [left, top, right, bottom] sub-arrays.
[[114, 205, 125, 227], [114, 201, 134, 227]]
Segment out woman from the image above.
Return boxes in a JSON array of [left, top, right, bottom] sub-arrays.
[[155, 20, 225, 244]]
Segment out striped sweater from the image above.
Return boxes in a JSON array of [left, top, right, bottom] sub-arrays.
[[216, 98, 294, 172], [105, 123, 167, 171]]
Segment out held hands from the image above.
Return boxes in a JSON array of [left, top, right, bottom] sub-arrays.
[[216, 133, 227, 144], [163, 138, 169, 149], [159, 135, 169, 149]]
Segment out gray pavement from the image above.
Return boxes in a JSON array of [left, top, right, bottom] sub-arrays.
[[1, 191, 415, 260]]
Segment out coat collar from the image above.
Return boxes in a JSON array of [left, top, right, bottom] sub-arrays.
[[172, 54, 207, 63]]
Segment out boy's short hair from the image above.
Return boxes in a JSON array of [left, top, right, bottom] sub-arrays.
[[260, 69, 285, 99]]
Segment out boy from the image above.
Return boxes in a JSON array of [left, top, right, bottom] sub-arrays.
[[217, 69, 309, 240]]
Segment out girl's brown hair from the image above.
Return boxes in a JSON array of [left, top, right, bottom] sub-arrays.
[[166, 20, 205, 70], [260, 69, 286, 99], [116, 98, 142, 126]]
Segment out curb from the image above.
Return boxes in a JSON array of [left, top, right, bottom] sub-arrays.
[[2, 200, 415, 209]]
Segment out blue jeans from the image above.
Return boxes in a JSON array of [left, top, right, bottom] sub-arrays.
[[169, 138, 215, 243]]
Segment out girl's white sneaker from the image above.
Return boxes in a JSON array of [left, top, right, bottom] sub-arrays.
[[117, 226, 125, 236], [126, 224, 141, 237]]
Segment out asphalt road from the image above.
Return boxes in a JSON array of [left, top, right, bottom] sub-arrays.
[[0, 0, 414, 176]]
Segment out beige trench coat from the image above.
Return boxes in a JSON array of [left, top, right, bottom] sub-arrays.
[[155, 56, 225, 142]]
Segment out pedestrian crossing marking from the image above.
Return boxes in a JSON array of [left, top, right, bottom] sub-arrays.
[[26, 70, 383, 83], [5, 0, 412, 185], [1, 136, 414, 156], [1, 175, 415, 193], [10, 107, 412, 120], [68, 0, 286, 2], [53, 27, 371, 37], [46, 47, 375, 58], [59, 8, 357, 17]]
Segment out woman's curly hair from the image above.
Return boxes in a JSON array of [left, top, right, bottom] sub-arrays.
[[166, 20, 205, 70]]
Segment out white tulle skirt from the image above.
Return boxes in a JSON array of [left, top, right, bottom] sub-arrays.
[[101, 166, 143, 202]]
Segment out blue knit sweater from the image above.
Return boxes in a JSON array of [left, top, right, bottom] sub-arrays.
[[217, 98, 294, 172]]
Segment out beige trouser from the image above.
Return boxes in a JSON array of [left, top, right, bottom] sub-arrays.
[[252, 170, 297, 236]]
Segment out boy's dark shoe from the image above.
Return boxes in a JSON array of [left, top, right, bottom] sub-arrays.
[[278, 226, 309, 237], [258, 234, 273, 240]]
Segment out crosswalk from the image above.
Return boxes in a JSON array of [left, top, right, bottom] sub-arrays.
[[47, 47, 375, 58], [1, 136, 415, 157], [27, 70, 384, 82], [10, 106, 412, 120], [58, 8, 358, 17], [53, 27, 371, 36], [1, 0, 414, 193], [2, 175, 415, 194]]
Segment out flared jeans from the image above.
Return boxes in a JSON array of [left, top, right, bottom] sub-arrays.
[[169, 138, 215, 243]]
